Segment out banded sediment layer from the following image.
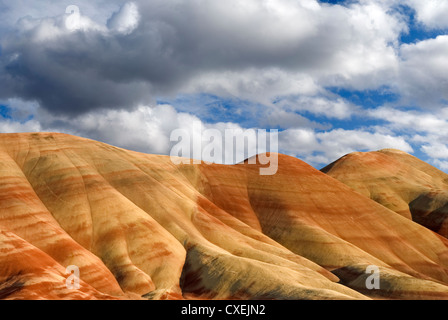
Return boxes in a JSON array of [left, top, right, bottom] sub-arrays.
[[1, 133, 448, 300]]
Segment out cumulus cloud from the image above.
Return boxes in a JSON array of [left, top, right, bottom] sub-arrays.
[[433, 160, 448, 171], [0, 97, 412, 168], [398, 36, 448, 108], [406, 0, 448, 30], [368, 106, 448, 134], [0, 118, 41, 133], [0, 0, 121, 30], [0, 0, 448, 171], [421, 143, 448, 160], [361, 0, 448, 30], [0, 0, 406, 116], [9, 103, 268, 164], [107, 2, 140, 35], [367, 105, 448, 170], [315, 128, 413, 158], [37, 104, 199, 155], [277, 95, 360, 120], [279, 127, 413, 166]]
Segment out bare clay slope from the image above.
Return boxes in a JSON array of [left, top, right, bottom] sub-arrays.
[[1, 133, 448, 300], [194, 154, 448, 299], [0, 133, 361, 300], [322, 149, 448, 238]]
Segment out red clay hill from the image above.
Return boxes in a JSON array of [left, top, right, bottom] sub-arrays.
[[1, 133, 448, 300]]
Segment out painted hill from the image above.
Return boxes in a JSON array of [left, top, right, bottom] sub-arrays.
[[322, 149, 448, 238], [1, 133, 448, 300]]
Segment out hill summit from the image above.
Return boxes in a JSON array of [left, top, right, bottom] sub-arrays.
[[1, 133, 448, 300]]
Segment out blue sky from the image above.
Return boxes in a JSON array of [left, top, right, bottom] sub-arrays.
[[1, 0, 448, 170]]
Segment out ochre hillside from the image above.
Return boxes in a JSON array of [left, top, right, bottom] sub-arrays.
[[1, 134, 448, 300], [322, 149, 448, 238]]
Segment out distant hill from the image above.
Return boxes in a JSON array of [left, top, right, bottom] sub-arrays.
[[322, 149, 448, 238]]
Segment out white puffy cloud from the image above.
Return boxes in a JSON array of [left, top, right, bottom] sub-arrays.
[[278, 127, 413, 166], [315, 128, 413, 159], [0, 118, 41, 133], [0, 0, 448, 172], [406, 0, 448, 30], [43, 104, 199, 155], [0, 0, 406, 116], [0, 0, 122, 30], [433, 160, 448, 171], [361, 0, 448, 30], [398, 36, 448, 108], [0, 98, 413, 168], [183, 69, 321, 107], [107, 2, 140, 35], [421, 143, 448, 160], [368, 106, 448, 134], [367, 105, 448, 170], [11, 103, 260, 163], [278, 95, 360, 120]]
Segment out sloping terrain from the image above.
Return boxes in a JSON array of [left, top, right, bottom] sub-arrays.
[[322, 149, 448, 238], [1, 133, 448, 300]]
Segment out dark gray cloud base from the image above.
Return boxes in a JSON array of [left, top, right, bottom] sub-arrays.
[[0, 0, 407, 116]]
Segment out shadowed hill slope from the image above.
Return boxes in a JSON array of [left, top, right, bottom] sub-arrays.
[[1, 134, 448, 300], [322, 149, 448, 239]]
